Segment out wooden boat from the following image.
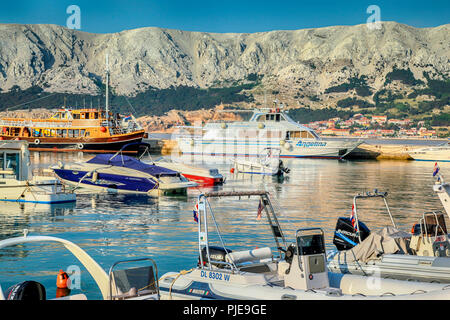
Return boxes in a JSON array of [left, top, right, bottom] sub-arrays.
[[0, 55, 145, 153], [0, 108, 145, 153]]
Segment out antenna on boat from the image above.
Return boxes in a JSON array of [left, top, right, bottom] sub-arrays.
[[105, 53, 110, 127]]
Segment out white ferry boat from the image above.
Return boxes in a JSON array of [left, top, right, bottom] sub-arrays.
[[174, 102, 363, 160]]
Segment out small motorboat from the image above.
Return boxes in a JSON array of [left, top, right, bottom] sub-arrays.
[[328, 190, 450, 283], [0, 141, 76, 204], [0, 230, 160, 300], [139, 145, 224, 186], [232, 148, 290, 176], [159, 191, 450, 300], [51, 143, 197, 196]]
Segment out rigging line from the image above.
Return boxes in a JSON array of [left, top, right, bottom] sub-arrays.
[[124, 96, 138, 115], [5, 92, 60, 111]]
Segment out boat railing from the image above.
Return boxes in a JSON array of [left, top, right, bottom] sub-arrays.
[[0, 119, 73, 128]]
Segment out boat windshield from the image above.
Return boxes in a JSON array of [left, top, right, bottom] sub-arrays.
[[297, 234, 325, 255]]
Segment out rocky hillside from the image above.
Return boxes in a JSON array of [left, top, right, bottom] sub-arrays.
[[0, 22, 448, 103]]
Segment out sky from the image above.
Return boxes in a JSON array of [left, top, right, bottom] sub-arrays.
[[0, 0, 449, 34]]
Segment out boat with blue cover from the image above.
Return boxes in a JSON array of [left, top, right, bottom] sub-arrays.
[[50, 143, 197, 196]]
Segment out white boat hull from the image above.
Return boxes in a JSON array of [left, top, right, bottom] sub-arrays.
[[0, 177, 76, 203], [159, 269, 450, 300], [177, 137, 362, 160], [409, 147, 450, 162]]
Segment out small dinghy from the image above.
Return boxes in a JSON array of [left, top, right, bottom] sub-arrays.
[[232, 148, 290, 176], [328, 190, 450, 283], [51, 143, 197, 196], [159, 191, 450, 300], [0, 230, 160, 300], [0, 141, 75, 204]]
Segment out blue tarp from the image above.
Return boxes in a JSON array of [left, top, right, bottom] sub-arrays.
[[87, 154, 178, 177]]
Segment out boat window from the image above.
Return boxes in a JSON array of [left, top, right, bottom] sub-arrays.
[[275, 114, 281, 122], [94, 113, 99, 119], [74, 129, 79, 137], [422, 214, 448, 236], [73, 113, 80, 120], [85, 113, 90, 119], [85, 131, 90, 137], [68, 129, 74, 137], [257, 115, 265, 122], [33, 129, 41, 137], [80, 129, 85, 137], [3, 153, 19, 179], [297, 234, 325, 255]]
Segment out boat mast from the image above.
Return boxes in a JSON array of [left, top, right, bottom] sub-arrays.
[[105, 54, 110, 127]]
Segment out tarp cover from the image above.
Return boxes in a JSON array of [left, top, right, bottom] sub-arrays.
[[87, 154, 178, 176], [332, 226, 411, 263]]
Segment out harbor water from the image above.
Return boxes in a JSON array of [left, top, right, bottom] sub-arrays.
[[0, 151, 448, 299]]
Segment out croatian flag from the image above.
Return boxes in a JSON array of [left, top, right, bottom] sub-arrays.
[[257, 200, 264, 220], [193, 202, 199, 223], [433, 162, 440, 177], [124, 115, 132, 121], [350, 204, 357, 231]]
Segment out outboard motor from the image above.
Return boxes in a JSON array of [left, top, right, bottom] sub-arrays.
[[333, 217, 370, 251], [6, 281, 46, 300], [284, 228, 331, 291], [198, 246, 233, 268]]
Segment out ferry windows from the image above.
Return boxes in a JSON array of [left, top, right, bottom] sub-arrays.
[[73, 113, 80, 120], [68, 129, 74, 137], [275, 114, 281, 122], [85, 131, 90, 137], [74, 129, 79, 137], [62, 129, 67, 137], [94, 113, 99, 119], [80, 129, 85, 137], [257, 115, 265, 122]]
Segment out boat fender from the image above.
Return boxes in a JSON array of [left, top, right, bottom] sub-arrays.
[[190, 139, 194, 146], [280, 140, 285, 146], [56, 270, 70, 289], [77, 143, 84, 150], [34, 139, 40, 145], [258, 123, 265, 129], [6, 281, 46, 300], [284, 143, 291, 150], [92, 171, 98, 182], [221, 123, 227, 129]]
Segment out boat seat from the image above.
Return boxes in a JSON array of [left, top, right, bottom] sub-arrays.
[[225, 247, 272, 265]]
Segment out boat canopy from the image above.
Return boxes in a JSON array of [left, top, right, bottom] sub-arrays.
[[86, 154, 179, 177]]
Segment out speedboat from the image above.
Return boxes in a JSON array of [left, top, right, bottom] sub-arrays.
[[174, 100, 364, 160], [159, 191, 450, 300], [327, 190, 450, 283], [51, 143, 197, 196], [0, 230, 160, 300], [408, 140, 450, 162], [0, 141, 76, 203], [232, 148, 289, 176]]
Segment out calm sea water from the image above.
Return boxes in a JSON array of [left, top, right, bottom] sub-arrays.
[[0, 151, 448, 299]]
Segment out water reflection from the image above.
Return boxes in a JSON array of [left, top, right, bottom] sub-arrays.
[[0, 152, 448, 299]]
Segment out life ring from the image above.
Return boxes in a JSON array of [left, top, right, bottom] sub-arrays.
[[34, 139, 40, 145], [77, 143, 84, 150]]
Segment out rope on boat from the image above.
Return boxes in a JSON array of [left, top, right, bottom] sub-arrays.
[[159, 268, 195, 300]]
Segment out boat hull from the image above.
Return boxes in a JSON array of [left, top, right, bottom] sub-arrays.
[[0, 132, 145, 153], [0, 180, 76, 204], [176, 137, 362, 160], [53, 168, 189, 196], [327, 252, 450, 283], [409, 148, 450, 162]]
